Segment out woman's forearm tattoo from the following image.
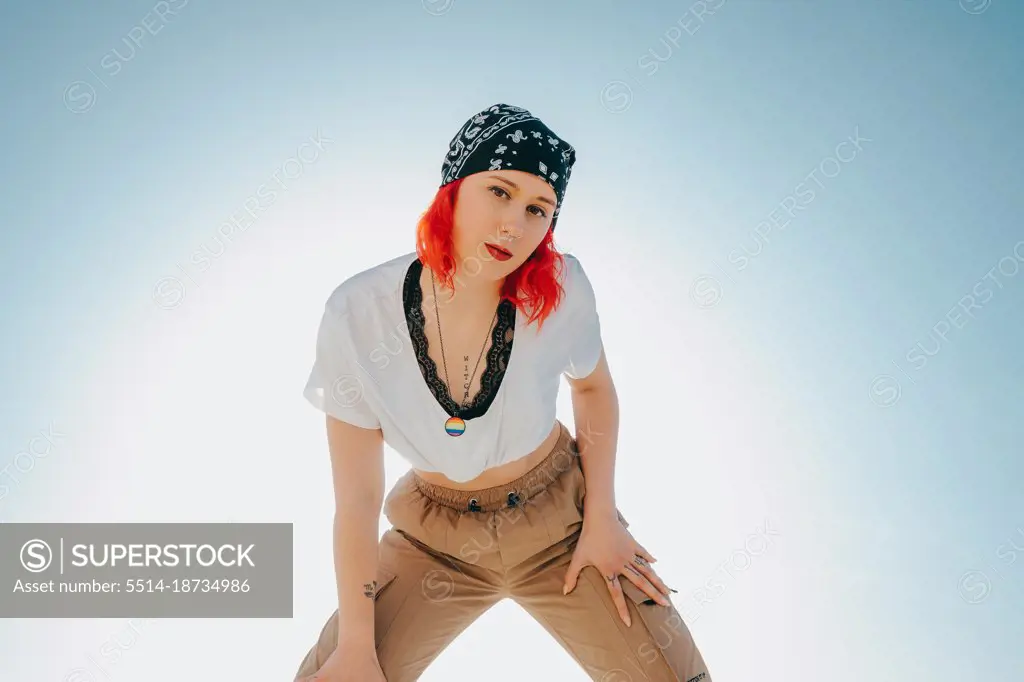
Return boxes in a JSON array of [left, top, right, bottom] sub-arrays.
[[363, 580, 378, 598]]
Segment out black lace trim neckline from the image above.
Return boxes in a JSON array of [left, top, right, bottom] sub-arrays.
[[402, 258, 516, 419]]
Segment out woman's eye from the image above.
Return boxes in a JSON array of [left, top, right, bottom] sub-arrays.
[[489, 186, 546, 217]]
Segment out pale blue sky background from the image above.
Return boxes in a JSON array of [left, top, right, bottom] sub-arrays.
[[2, 1, 1022, 680]]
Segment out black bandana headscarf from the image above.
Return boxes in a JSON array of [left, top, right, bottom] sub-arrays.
[[440, 103, 577, 230]]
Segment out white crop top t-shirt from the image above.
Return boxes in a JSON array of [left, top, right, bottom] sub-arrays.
[[302, 251, 603, 482]]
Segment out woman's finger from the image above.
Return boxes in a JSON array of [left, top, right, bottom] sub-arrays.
[[624, 563, 670, 605], [604, 572, 631, 627], [635, 545, 657, 564], [629, 556, 672, 596]]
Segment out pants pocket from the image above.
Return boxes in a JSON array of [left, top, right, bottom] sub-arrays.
[[559, 458, 586, 535], [372, 567, 398, 599], [619, 579, 710, 682]]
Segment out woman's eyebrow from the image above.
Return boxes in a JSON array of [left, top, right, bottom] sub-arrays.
[[488, 175, 556, 207]]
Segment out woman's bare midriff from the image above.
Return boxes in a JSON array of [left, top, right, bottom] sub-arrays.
[[413, 420, 562, 491]]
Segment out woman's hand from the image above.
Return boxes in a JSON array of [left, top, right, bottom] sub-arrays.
[[562, 514, 673, 627], [296, 645, 386, 682]]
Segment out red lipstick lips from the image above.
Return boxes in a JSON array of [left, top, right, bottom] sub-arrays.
[[485, 243, 513, 261]]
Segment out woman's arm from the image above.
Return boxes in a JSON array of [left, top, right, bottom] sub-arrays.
[[564, 349, 670, 619], [566, 349, 620, 524], [325, 415, 386, 650]]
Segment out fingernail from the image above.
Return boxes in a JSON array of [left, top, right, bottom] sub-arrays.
[[626, 616, 632, 627], [562, 585, 568, 595]]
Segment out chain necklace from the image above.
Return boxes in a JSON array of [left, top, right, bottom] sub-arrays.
[[430, 269, 498, 437]]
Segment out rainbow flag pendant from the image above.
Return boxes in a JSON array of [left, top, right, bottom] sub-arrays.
[[444, 416, 466, 437]]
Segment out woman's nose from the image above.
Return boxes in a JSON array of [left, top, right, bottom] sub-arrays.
[[498, 226, 521, 243], [499, 218, 524, 238]]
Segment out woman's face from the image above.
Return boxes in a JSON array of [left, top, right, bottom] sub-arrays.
[[450, 170, 557, 279]]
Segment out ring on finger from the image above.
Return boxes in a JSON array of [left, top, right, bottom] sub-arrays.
[[633, 555, 648, 567]]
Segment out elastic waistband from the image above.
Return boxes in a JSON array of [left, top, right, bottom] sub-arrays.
[[413, 421, 579, 513]]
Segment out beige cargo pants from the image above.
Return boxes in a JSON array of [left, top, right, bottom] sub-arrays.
[[294, 421, 713, 682]]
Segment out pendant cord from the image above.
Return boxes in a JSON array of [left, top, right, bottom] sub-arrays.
[[430, 268, 498, 418]]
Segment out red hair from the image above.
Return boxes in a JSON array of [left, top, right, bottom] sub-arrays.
[[415, 177, 566, 331]]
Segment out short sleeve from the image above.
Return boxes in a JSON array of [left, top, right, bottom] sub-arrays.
[[302, 305, 381, 429], [562, 256, 604, 380]]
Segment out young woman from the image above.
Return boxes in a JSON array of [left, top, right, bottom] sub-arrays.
[[294, 103, 713, 682]]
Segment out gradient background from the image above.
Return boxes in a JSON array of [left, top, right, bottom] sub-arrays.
[[2, 0, 1023, 680]]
